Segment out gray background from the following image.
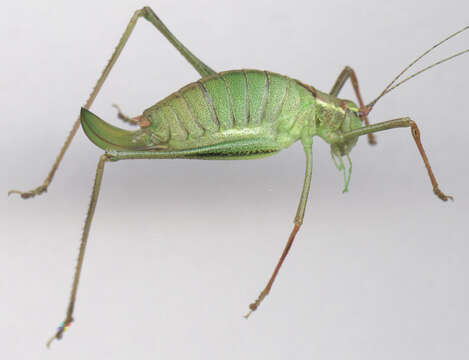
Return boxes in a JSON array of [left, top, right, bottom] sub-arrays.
[[2, 0, 468, 359]]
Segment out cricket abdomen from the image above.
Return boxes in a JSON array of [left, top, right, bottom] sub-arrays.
[[80, 70, 317, 156], [140, 70, 316, 152]]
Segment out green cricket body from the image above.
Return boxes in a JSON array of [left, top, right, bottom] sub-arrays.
[[17, 7, 461, 345], [81, 69, 361, 161]]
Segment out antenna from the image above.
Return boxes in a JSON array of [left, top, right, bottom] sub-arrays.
[[366, 25, 469, 110]]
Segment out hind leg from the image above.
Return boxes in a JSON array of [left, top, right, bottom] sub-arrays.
[[9, 7, 216, 199]]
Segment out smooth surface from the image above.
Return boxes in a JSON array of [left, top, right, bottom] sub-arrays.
[[3, 1, 469, 359]]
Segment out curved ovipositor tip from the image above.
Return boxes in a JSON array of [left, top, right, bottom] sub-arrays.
[[80, 108, 148, 151]]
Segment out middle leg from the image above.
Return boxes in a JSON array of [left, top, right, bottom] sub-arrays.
[[244, 139, 313, 318]]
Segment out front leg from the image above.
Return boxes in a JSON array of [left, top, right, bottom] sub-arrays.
[[341, 118, 453, 201], [330, 66, 376, 145]]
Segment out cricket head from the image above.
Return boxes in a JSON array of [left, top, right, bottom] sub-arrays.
[[327, 24, 469, 193], [331, 100, 363, 157], [326, 100, 364, 193]]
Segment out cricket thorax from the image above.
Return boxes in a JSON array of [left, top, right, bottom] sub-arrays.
[[313, 92, 361, 151], [312, 91, 362, 192]]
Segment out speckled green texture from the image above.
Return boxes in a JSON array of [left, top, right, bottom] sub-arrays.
[[81, 69, 363, 159], [220, 71, 248, 128]]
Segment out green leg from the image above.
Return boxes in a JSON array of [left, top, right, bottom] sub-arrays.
[[141, 7, 216, 77], [47, 154, 109, 347], [342, 117, 453, 201], [45, 134, 309, 344], [9, 6, 215, 199], [244, 140, 313, 318], [330, 66, 376, 145]]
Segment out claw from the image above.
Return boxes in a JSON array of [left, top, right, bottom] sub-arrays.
[[243, 302, 259, 319], [243, 288, 269, 319], [8, 183, 48, 199], [243, 310, 253, 319], [46, 319, 72, 348], [434, 187, 454, 202], [46, 330, 61, 348]]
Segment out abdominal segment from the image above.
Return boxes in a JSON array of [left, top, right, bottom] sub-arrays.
[[140, 70, 313, 151]]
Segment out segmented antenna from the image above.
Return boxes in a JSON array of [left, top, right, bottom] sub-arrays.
[[366, 25, 469, 110]]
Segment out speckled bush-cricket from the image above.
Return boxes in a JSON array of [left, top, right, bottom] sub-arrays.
[[8, 7, 468, 346]]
